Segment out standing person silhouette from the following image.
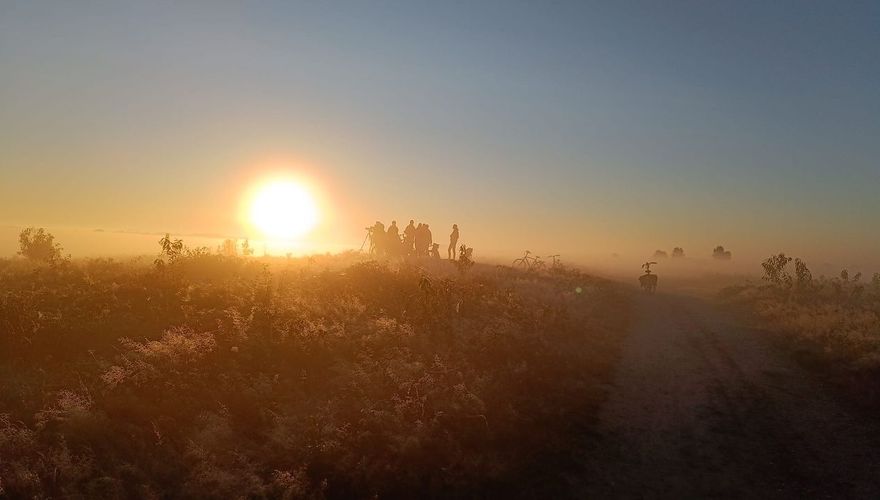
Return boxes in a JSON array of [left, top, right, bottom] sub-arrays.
[[403, 220, 416, 255], [414, 223, 425, 256], [423, 224, 433, 257], [372, 221, 385, 256], [387, 220, 399, 256], [448, 224, 459, 260]]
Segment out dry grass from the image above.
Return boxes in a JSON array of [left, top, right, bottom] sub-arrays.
[[0, 249, 628, 498], [721, 254, 880, 405]]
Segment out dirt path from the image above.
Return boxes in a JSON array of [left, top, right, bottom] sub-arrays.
[[576, 292, 880, 499]]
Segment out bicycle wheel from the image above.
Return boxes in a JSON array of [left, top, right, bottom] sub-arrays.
[[512, 258, 529, 270]]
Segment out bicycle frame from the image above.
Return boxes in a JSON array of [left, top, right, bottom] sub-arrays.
[[512, 251, 544, 271]]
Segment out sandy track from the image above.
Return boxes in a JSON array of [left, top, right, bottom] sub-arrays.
[[576, 293, 880, 499]]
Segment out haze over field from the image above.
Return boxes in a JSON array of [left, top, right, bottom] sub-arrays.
[[3, 2, 880, 498], [2, 1, 879, 271]]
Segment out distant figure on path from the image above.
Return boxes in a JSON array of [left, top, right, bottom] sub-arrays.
[[431, 243, 441, 259], [448, 224, 459, 260], [639, 261, 658, 294]]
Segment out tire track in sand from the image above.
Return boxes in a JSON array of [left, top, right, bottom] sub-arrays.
[[573, 293, 880, 499]]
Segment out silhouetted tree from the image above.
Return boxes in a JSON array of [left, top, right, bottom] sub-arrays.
[[241, 239, 255, 256], [155, 233, 185, 267], [794, 258, 813, 291], [18, 227, 63, 262], [653, 250, 668, 259], [712, 245, 732, 260], [219, 239, 238, 257], [672, 247, 685, 258], [186, 246, 211, 257], [761, 253, 792, 287]]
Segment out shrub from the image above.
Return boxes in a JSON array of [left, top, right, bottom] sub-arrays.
[[454, 245, 475, 274], [155, 233, 185, 267], [722, 253, 880, 407], [0, 252, 628, 498], [241, 239, 255, 256], [17, 227, 63, 263], [219, 239, 238, 257], [761, 253, 792, 288]]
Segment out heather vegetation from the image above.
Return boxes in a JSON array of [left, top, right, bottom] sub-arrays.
[[721, 253, 880, 406], [0, 230, 628, 498]]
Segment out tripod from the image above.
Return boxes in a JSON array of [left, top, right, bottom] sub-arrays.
[[359, 227, 374, 253]]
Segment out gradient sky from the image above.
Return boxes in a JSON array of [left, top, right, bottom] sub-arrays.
[[1, 1, 878, 268]]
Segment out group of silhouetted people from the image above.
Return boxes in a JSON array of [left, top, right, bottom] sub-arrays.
[[368, 220, 460, 260]]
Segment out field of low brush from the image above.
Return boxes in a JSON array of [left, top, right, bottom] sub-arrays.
[[720, 254, 880, 408], [0, 252, 629, 498]]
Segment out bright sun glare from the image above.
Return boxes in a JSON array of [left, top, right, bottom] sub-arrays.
[[249, 180, 318, 240]]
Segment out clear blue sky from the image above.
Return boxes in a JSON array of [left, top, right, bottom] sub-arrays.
[[1, 1, 878, 266]]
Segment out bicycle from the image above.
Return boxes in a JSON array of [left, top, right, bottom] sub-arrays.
[[547, 254, 562, 270], [512, 250, 545, 271]]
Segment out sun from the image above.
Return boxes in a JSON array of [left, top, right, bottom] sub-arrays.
[[249, 180, 319, 240]]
